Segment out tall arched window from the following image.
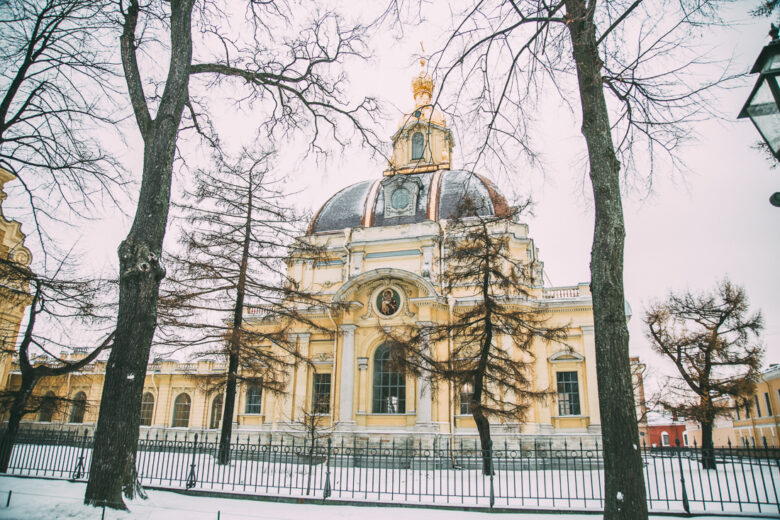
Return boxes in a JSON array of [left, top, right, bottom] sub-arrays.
[[411, 132, 424, 160], [372, 344, 405, 414], [38, 391, 56, 422], [210, 394, 224, 429], [140, 392, 155, 426], [69, 392, 87, 423], [171, 393, 191, 428]]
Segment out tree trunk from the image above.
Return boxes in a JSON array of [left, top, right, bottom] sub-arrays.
[[217, 181, 252, 465], [84, 0, 194, 508], [700, 419, 716, 469], [472, 408, 493, 475], [0, 375, 35, 472], [471, 262, 494, 476], [217, 351, 239, 464], [564, 2, 648, 519]]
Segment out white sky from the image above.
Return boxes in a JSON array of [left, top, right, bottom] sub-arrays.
[[4, 2, 777, 388]]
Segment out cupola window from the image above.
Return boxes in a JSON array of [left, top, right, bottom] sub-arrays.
[[411, 132, 424, 160]]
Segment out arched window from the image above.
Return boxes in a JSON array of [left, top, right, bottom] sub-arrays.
[[372, 344, 405, 414], [38, 391, 57, 422], [245, 385, 262, 414], [69, 392, 87, 423], [140, 392, 155, 426], [411, 132, 424, 160], [210, 394, 224, 429], [661, 431, 670, 447], [171, 393, 191, 428]]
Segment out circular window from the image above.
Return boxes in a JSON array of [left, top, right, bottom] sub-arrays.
[[376, 288, 401, 316], [391, 188, 411, 211]]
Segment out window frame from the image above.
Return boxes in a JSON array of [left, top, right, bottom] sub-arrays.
[[312, 373, 331, 415], [556, 371, 581, 416], [140, 392, 155, 426], [459, 381, 474, 416], [209, 394, 224, 429], [245, 384, 263, 415], [68, 392, 87, 424], [171, 393, 191, 428], [372, 343, 406, 414], [411, 131, 425, 160], [38, 391, 57, 422]]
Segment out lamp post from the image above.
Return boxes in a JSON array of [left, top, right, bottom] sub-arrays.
[[738, 24, 780, 207]]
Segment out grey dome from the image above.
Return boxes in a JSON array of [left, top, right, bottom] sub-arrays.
[[308, 170, 510, 234]]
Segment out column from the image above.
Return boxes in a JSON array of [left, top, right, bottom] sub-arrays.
[[338, 325, 357, 425], [291, 333, 311, 422], [416, 322, 435, 426], [357, 357, 369, 414], [582, 325, 601, 433]]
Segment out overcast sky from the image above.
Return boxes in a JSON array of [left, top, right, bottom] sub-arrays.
[[5, 1, 777, 390]]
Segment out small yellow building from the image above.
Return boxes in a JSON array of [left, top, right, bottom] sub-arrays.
[[2, 66, 608, 447]]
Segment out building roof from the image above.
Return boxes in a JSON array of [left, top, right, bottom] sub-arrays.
[[307, 169, 510, 234]]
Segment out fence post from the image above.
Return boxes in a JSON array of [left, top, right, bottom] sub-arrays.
[[489, 440, 495, 509], [186, 433, 198, 489], [70, 428, 88, 481], [675, 438, 690, 514], [323, 437, 332, 499]]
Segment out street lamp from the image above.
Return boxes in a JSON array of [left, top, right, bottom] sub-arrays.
[[739, 25, 780, 207]]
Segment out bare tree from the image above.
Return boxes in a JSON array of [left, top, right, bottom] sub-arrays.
[[382, 1, 741, 516], [386, 198, 566, 475], [645, 279, 764, 469], [85, 0, 382, 508], [0, 0, 123, 256], [159, 149, 334, 465], [0, 255, 115, 471], [288, 406, 333, 495]]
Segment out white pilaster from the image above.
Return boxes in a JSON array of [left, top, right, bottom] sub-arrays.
[[339, 325, 357, 424], [291, 333, 311, 422], [581, 325, 601, 430], [416, 322, 435, 425]]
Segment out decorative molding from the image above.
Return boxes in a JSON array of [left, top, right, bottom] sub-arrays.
[[365, 249, 421, 259], [357, 357, 368, 370], [382, 175, 422, 219], [548, 350, 585, 363]]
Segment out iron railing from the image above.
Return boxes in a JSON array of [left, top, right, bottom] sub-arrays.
[[0, 427, 778, 514]]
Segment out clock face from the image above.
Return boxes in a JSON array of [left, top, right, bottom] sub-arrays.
[[414, 110, 422, 118], [391, 188, 411, 210]]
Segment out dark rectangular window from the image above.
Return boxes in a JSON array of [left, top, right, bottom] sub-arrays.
[[755, 395, 762, 417], [745, 400, 752, 418], [736, 405, 741, 420], [312, 373, 331, 414], [245, 384, 263, 414], [459, 382, 474, 415], [557, 371, 581, 416], [765, 392, 773, 416]]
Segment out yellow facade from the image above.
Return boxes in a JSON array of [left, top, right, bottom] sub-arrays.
[[733, 365, 780, 447], [0, 168, 33, 396], [1, 68, 609, 447]]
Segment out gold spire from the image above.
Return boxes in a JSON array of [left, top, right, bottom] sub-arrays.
[[411, 57, 433, 107]]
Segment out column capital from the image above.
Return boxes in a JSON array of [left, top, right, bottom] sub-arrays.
[[581, 325, 595, 335], [340, 324, 357, 334], [415, 321, 437, 329], [286, 332, 312, 342], [357, 357, 369, 370]]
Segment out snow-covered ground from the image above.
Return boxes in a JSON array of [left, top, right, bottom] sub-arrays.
[[0, 476, 773, 520]]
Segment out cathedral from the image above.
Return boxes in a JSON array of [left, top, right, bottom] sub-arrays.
[[0, 63, 603, 445]]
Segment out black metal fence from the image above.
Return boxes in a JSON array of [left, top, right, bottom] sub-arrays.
[[1, 427, 779, 515]]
